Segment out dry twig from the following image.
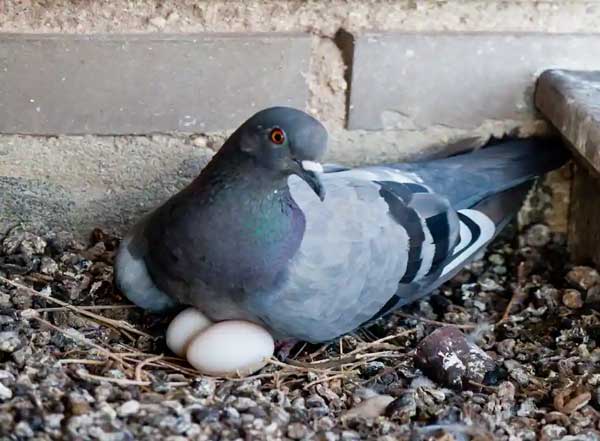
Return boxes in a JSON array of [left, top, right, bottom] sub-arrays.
[[499, 261, 532, 323], [395, 311, 477, 330], [0, 275, 151, 338]]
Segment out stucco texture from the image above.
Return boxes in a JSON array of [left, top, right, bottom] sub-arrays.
[[1, 0, 593, 236]]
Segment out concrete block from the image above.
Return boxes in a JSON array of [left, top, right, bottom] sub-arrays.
[[0, 33, 311, 135], [349, 33, 600, 130], [535, 69, 600, 177]]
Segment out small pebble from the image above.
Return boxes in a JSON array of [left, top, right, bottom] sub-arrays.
[[14, 421, 34, 439], [534, 286, 562, 309], [0, 293, 10, 308], [414, 326, 496, 389], [540, 424, 567, 441], [0, 383, 12, 400], [0, 332, 21, 353], [287, 422, 310, 440], [149, 16, 167, 28], [166, 11, 180, 23], [232, 397, 256, 411], [342, 395, 394, 420], [40, 256, 59, 275], [192, 135, 208, 148], [118, 400, 140, 417], [0, 315, 14, 326], [2, 229, 46, 256], [341, 430, 361, 441], [497, 339, 516, 358], [488, 254, 505, 265], [385, 392, 417, 422], [1, 229, 23, 255], [322, 432, 338, 441], [12, 346, 32, 367], [525, 224, 551, 247], [67, 392, 92, 416], [306, 394, 327, 409], [585, 285, 600, 309], [18, 233, 47, 256], [317, 417, 335, 431], [517, 397, 537, 417], [562, 289, 584, 309], [566, 266, 600, 290], [504, 360, 531, 386]]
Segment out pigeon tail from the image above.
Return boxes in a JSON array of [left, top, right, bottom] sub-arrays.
[[433, 182, 533, 286], [391, 136, 569, 209]]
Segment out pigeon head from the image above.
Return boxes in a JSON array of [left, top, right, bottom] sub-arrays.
[[232, 107, 328, 201]]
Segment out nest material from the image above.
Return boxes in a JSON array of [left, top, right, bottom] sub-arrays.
[[0, 224, 599, 440]]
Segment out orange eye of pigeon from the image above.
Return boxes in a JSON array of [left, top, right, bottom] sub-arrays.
[[269, 128, 285, 145]]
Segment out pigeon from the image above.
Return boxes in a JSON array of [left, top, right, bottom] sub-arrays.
[[115, 106, 567, 343]]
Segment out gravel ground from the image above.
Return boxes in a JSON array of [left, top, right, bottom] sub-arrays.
[[0, 222, 599, 441]]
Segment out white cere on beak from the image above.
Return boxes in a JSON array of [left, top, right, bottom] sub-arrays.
[[186, 320, 274, 377], [301, 160, 324, 173], [166, 308, 213, 357]]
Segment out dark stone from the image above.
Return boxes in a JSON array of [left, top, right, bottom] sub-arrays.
[[414, 326, 496, 390]]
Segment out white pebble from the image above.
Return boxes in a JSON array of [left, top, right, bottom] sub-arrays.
[[342, 395, 394, 420], [186, 320, 274, 377], [0, 383, 12, 400], [118, 400, 140, 417], [166, 308, 213, 357]]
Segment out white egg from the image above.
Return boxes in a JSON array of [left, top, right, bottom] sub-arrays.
[[186, 320, 274, 377], [166, 307, 213, 357]]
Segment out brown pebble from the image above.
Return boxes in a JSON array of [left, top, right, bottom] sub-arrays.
[[414, 326, 496, 390], [67, 394, 92, 416], [562, 289, 584, 309], [554, 387, 592, 414], [384, 391, 417, 422], [566, 266, 600, 290]]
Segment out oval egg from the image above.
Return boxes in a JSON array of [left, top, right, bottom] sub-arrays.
[[166, 307, 213, 357], [186, 320, 274, 377]]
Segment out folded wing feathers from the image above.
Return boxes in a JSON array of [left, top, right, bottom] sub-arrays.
[[366, 166, 498, 314]]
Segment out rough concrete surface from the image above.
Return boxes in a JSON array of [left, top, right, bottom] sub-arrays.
[[0, 33, 311, 134], [1, 135, 214, 235], [349, 33, 600, 130], [2, 0, 595, 235]]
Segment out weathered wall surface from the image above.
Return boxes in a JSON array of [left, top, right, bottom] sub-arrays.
[[1, 1, 598, 237]]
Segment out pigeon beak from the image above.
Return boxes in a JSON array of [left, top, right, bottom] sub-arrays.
[[294, 160, 325, 201]]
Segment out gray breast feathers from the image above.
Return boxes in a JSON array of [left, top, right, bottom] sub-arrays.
[[244, 166, 461, 342], [244, 175, 407, 341]]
